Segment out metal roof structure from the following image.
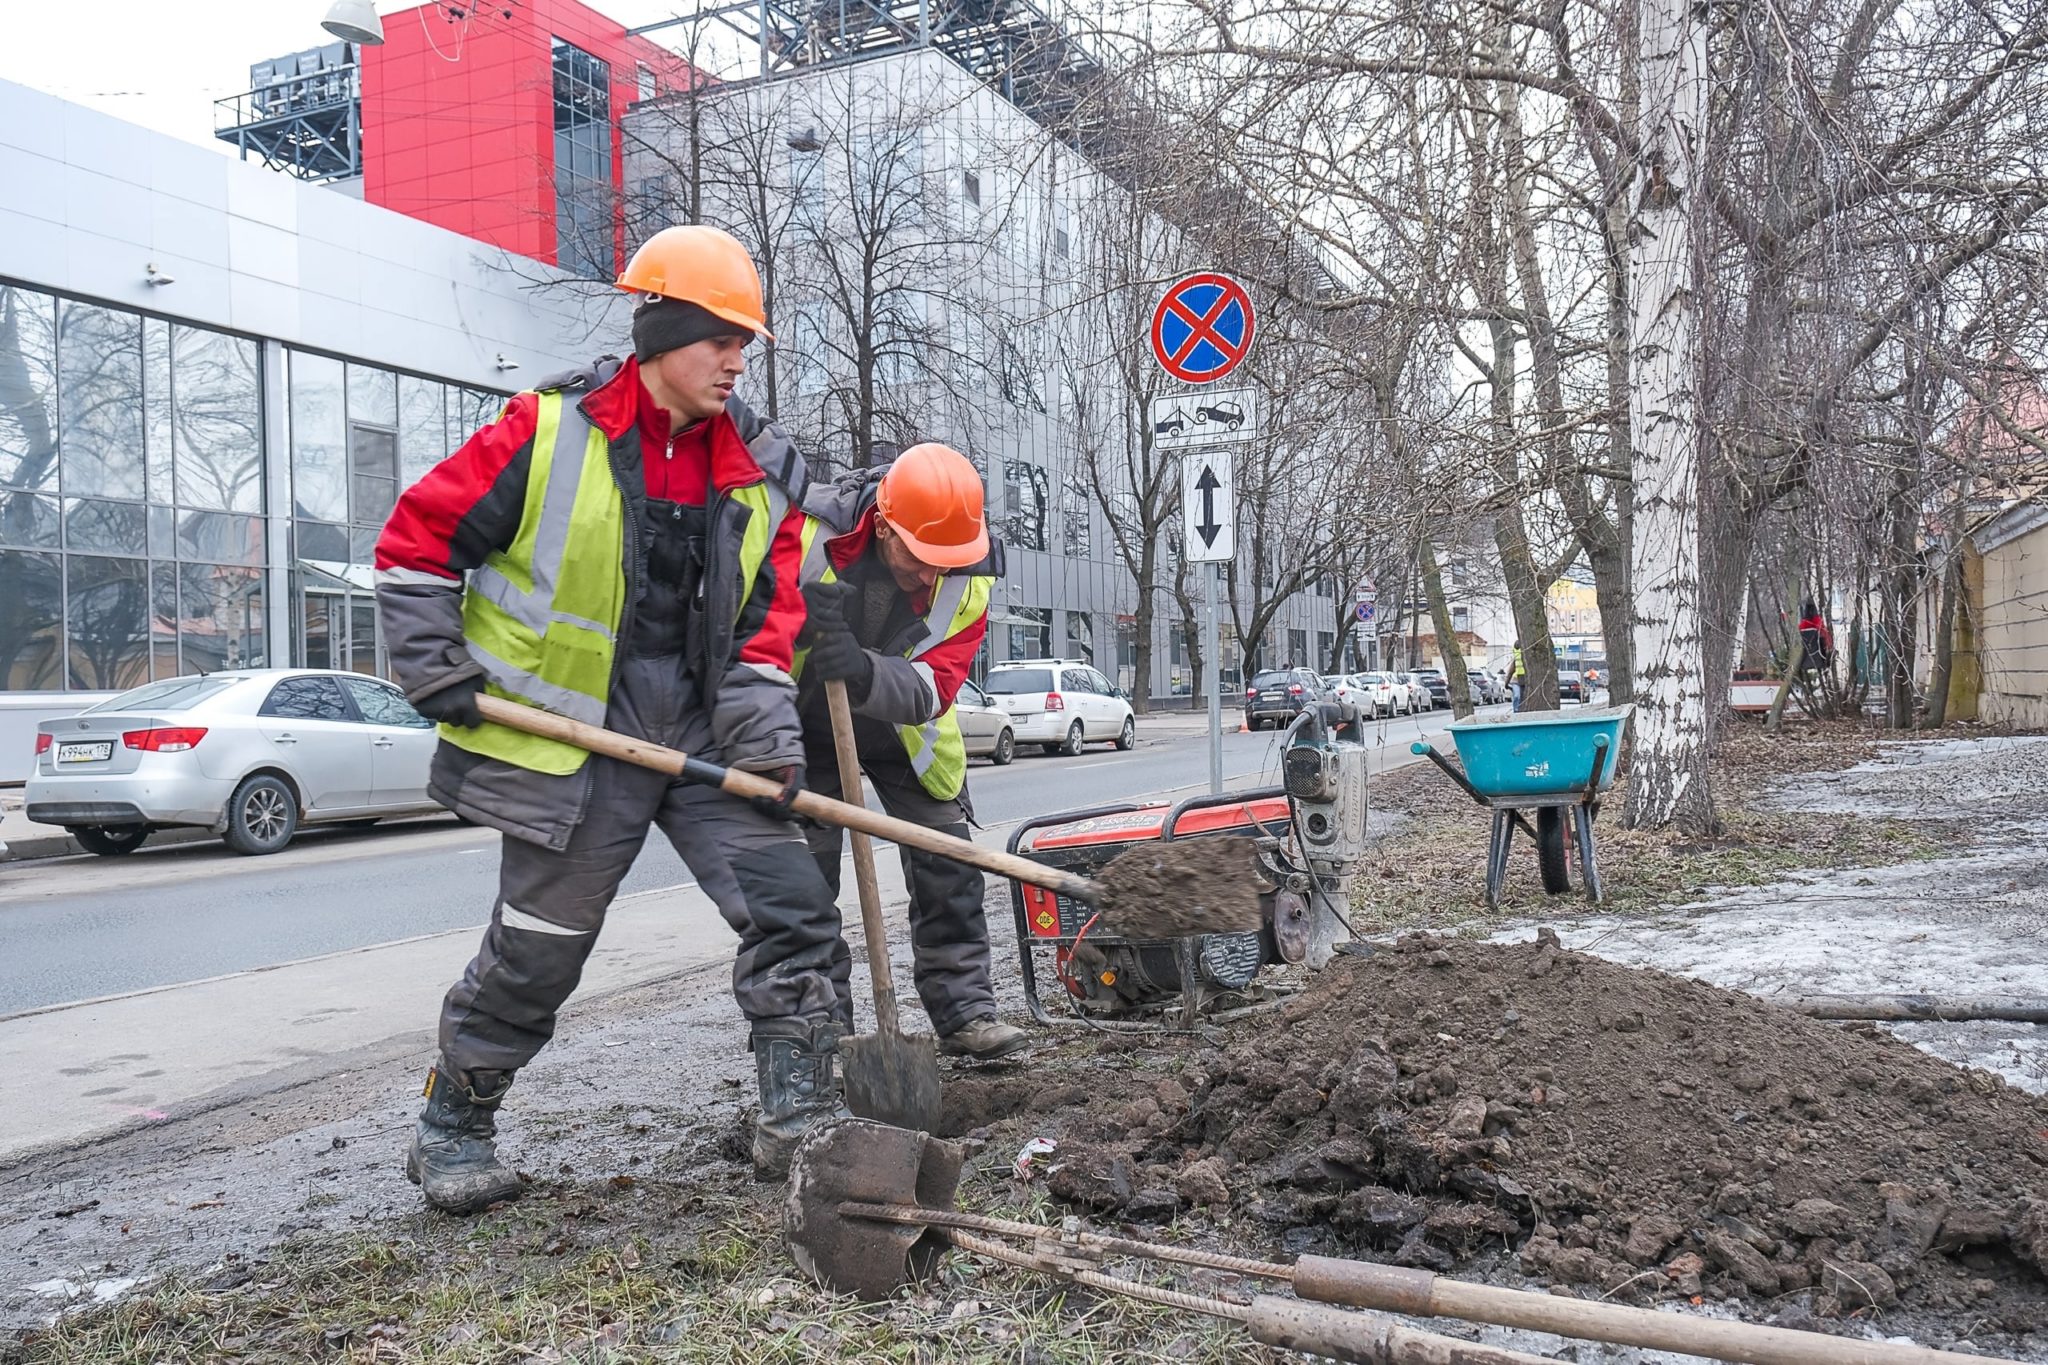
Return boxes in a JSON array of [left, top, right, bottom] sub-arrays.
[[213, 43, 363, 183], [631, 0, 1109, 141]]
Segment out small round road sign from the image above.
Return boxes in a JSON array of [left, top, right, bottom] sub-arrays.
[[1151, 273, 1255, 384]]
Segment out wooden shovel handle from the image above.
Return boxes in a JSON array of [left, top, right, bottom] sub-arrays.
[[824, 679, 902, 1036], [472, 694, 1105, 904]]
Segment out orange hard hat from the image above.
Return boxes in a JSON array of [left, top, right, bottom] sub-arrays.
[[616, 225, 773, 340], [877, 444, 990, 570]]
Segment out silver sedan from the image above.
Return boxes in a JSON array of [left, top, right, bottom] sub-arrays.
[[27, 670, 444, 857]]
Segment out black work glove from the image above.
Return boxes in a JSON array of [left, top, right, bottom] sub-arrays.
[[800, 579, 856, 632], [413, 675, 486, 729], [748, 763, 808, 823], [808, 627, 875, 697]]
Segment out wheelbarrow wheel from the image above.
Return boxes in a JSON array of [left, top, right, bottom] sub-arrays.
[[1536, 807, 1572, 895]]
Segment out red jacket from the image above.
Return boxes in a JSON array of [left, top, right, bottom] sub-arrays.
[[374, 357, 814, 847], [377, 356, 808, 676]]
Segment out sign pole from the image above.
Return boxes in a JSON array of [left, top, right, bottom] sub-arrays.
[[1206, 561, 1221, 794]]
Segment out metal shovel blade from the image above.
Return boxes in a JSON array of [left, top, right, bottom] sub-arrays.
[[841, 1026, 942, 1133], [784, 1117, 965, 1300]]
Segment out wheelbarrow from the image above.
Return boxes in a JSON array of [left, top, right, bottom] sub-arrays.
[[1409, 705, 1632, 906]]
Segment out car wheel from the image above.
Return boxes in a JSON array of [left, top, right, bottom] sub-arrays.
[[1060, 720, 1086, 757], [223, 774, 298, 856], [1115, 715, 1136, 751], [74, 825, 149, 857], [991, 729, 1015, 766]]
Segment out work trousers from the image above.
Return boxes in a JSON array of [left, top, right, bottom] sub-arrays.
[[438, 654, 845, 1078], [800, 741, 995, 1037]]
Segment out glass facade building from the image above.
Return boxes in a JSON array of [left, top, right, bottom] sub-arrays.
[[0, 281, 501, 693]]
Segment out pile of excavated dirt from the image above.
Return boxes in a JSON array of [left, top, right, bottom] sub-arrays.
[[1042, 932, 2048, 1332], [1093, 835, 1267, 938]]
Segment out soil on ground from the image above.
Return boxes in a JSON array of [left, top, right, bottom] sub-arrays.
[[1038, 932, 2048, 1340]]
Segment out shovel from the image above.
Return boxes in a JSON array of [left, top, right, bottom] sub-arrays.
[[820, 678, 941, 1131], [471, 695, 1265, 937]]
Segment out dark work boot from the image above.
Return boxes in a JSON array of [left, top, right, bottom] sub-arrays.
[[404, 1063, 525, 1215], [751, 1018, 852, 1181]]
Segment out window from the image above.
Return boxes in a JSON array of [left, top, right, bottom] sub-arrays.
[[986, 666, 1052, 694], [1063, 612, 1095, 665], [290, 351, 347, 523], [961, 169, 981, 206], [1316, 631, 1335, 669], [0, 287, 59, 495], [1061, 475, 1091, 557], [86, 675, 236, 713], [58, 301, 145, 501], [636, 63, 656, 101], [172, 327, 262, 513], [956, 678, 987, 708], [1004, 606, 1049, 660], [350, 425, 398, 526], [1001, 461, 1048, 552], [398, 375, 448, 486], [176, 562, 265, 675], [343, 676, 430, 728], [261, 673, 352, 720], [1288, 629, 1308, 667], [552, 37, 615, 277], [64, 554, 150, 689]]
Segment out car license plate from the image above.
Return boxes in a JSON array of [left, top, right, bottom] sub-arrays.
[[57, 741, 113, 764]]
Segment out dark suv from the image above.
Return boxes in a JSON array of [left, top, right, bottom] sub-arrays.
[[1244, 668, 1323, 730], [1411, 668, 1452, 709]]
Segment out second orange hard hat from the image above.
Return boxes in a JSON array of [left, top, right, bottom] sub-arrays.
[[877, 443, 990, 570]]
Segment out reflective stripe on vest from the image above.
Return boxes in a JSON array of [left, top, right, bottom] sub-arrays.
[[795, 517, 988, 801], [442, 389, 626, 775]]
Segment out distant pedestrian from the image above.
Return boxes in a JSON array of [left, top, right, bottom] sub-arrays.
[[1797, 599, 1833, 674], [1510, 643, 1526, 712]]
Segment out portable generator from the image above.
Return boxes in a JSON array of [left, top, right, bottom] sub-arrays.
[[1009, 700, 1372, 1024]]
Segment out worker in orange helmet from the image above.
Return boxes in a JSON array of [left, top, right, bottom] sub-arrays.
[[376, 224, 856, 1205], [792, 444, 1026, 1059]]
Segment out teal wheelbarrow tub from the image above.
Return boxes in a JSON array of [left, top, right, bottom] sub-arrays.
[[1410, 704, 1634, 905]]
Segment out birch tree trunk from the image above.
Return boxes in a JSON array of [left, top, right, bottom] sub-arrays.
[[1623, 0, 1717, 834]]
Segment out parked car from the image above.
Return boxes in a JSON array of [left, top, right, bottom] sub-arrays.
[[1559, 670, 1586, 703], [1195, 400, 1245, 430], [1332, 672, 1401, 718], [26, 670, 444, 857], [1244, 667, 1323, 729], [951, 678, 1016, 766], [983, 659, 1136, 755], [1481, 671, 1510, 705], [1411, 668, 1452, 709], [1397, 672, 1435, 712]]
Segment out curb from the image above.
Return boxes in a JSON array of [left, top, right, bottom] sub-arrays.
[[2, 824, 224, 863]]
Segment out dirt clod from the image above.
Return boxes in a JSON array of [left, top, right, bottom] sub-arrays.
[[1092, 835, 1267, 938]]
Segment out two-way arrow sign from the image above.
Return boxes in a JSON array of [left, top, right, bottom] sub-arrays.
[[1182, 452, 1234, 562]]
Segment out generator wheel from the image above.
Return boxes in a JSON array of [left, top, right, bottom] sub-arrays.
[[1536, 807, 1571, 895]]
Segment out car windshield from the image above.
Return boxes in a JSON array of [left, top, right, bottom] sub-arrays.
[[985, 668, 1053, 694], [83, 676, 240, 713]]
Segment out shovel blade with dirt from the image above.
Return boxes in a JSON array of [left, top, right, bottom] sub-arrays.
[[472, 695, 1267, 939]]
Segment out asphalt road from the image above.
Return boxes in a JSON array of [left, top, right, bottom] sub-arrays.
[[0, 710, 1463, 1014]]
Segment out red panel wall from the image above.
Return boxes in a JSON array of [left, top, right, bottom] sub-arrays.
[[359, 0, 691, 269]]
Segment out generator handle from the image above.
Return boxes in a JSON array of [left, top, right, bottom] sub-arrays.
[[1160, 786, 1290, 843]]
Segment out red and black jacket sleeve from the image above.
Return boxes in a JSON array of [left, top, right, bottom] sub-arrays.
[[374, 392, 536, 703], [728, 491, 808, 679]]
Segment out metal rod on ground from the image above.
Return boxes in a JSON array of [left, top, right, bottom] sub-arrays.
[[1290, 1258, 2004, 1365], [839, 1204, 2010, 1365], [939, 1230, 1557, 1365], [1206, 561, 1221, 795], [1779, 994, 2048, 1024]]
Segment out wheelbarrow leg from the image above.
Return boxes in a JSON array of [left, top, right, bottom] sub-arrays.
[[1485, 809, 1512, 908], [1575, 805, 1604, 904]]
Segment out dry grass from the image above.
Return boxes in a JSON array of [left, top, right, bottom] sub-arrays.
[[5, 1153, 1260, 1365]]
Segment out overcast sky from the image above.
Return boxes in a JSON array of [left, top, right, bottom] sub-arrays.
[[0, 0, 723, 156]]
